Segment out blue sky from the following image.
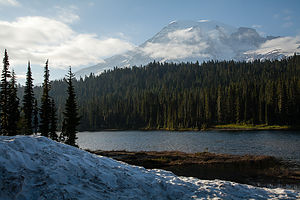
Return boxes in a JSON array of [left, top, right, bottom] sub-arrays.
[[0, 0, 299, 84]]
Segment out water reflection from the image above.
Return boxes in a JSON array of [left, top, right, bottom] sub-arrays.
[[78, 130, 300, 163]]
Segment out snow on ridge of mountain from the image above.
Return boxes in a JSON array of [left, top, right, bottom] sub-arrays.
[[75, 20, 300, 78], [244, 35, 300, 61], [1, 135, 299, 200], [142, 20, 237, 44]]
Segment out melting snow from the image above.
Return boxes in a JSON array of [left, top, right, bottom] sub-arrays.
[[0, 136, 299, 200]]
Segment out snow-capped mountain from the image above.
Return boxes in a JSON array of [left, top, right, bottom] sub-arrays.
[[1, 135, 299, 199], [76, 20, 300, 77]]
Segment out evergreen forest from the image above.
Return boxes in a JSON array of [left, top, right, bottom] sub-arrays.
[[25, 55, 300, 131]]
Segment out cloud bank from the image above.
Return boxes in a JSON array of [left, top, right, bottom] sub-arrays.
[[142, 27, 209, 60], [0, 0, 19, 7], [0, 16, 134, 69]]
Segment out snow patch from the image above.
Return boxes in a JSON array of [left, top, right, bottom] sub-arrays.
[[245, 35, 300, 57], [0, 136, 299, 200]]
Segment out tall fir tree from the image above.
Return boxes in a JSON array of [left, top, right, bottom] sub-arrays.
[[0, 50, 11, 135], [235, 89, 241, 124], [61, 67, 80, 146], [49, 98, 58, 141], [216, 86, 223, 124], [39, 60, 51, 137], [33, 99, 39, 134], [23, 61, 34, 135], [7, 70, 20, 136]]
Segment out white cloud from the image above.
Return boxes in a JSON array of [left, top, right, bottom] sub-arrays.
[[246, 36, 300, 56], [167, 27, 199, 41], [55, 5, 80, 24], [0, 0, 20, 6], [198, 20, 209, 23], [142, 42, 209, 60], [252, 24, 262, 29], [142, 28, 209, 60], [15, 74, 26, 79], [0, 16, 135, 69]]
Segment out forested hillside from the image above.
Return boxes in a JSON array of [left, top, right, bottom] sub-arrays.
[[23, 55, 300, 131]]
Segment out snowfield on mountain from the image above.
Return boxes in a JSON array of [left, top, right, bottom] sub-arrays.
[[0, 136, 299, 200]]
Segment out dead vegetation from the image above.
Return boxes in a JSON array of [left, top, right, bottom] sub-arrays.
[[87, 150, 300, 190]]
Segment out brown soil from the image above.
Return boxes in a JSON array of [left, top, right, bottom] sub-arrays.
[[87, 150, 300, 190]]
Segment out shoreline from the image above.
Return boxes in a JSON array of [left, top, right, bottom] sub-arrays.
[[80, 124, 298, 132], [87, 150, 300, 190]]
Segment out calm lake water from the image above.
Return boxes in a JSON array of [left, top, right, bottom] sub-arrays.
[[77, 130, 300, 163]]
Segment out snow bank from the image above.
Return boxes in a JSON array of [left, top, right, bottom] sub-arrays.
[[0, 136, 299, 200]]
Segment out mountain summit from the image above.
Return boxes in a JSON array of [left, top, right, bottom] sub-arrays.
[[76, 20, 300, 77]]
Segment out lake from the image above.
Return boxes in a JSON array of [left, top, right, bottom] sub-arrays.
[[77, 130, 300, 163]]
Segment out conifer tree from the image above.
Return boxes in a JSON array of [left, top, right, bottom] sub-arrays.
[[49, 98, 58, 141], [23, 61, 34, 135], [33, 99, 39, 134], [7, 70, 20, 136], [235, 90, 241, 124], [0, 50, 11, 135], [204, 91, 211, 125], [61, 67, 80, 146], [216, 86, 223, 123], [39, 60, 51, 137]]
